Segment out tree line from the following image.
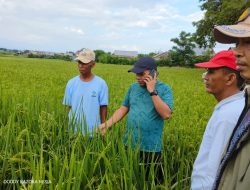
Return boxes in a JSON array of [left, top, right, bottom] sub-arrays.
[[27, 53, 72, 61], [94, 48, 213, 67]]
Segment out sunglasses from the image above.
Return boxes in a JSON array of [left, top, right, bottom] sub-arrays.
[[237, 8, 250, 23]]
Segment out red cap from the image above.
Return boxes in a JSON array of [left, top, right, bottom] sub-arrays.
[[195, 50, 237, 70]]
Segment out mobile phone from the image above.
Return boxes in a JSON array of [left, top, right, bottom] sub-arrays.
[[149, 69, 157, 78]]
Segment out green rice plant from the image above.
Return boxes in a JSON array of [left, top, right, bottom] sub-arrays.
[[0, 56, 215, 189]]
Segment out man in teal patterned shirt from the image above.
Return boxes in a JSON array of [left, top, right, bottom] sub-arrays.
[[98, 56, 173, 183]]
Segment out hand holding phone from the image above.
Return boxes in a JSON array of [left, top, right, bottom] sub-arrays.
[[149, 69, 158, 78], [145, 69, 157, 92]]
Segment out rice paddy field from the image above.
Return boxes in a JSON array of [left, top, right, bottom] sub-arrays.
[[0, 56, 216, 190]]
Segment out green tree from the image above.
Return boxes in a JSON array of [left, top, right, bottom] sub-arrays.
[[138, 53, 146, 58], [148, 52, 157, 57], [170, 31, 196, 66], [193, 0, 250, 48], [98, 53, 112, 64], [94, 50, 106, 62]]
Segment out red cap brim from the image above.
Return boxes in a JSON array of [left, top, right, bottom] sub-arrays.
[[195, 62, 223, 68]]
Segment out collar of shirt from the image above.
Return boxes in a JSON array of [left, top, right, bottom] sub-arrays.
[[214, 91, 244, 111]]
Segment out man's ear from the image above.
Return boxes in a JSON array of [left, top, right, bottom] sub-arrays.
[[226, 73, 236, 86], [91, 61, 96, 68]]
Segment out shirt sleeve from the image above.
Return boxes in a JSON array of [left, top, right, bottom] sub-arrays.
[[122, 86, 131, 108], [99, 81, 109, 106], [63, 81, 72, 106], [160, 85, 173, 110]]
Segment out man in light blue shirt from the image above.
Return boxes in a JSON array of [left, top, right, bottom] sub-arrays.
[[191, 50, 245, 190], [63, 48, 108, 135]]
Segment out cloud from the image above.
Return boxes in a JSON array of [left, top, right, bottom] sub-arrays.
[[0, 0, 202, 53], [98, 44, 140, 52], [64, 27, 85, 36], [93, 4, 178, 35], [182, 11, 205, 22]]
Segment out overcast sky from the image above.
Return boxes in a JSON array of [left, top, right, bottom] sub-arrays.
[[0, 0, 230, 53]]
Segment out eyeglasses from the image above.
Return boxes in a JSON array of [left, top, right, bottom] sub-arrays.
[[237, 8, 250, 23]]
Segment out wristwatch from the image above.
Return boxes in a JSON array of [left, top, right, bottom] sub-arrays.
[[150, 90, 158, 96]]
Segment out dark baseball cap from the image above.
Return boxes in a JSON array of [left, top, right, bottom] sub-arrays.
[[128, 56, 157, 73]]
